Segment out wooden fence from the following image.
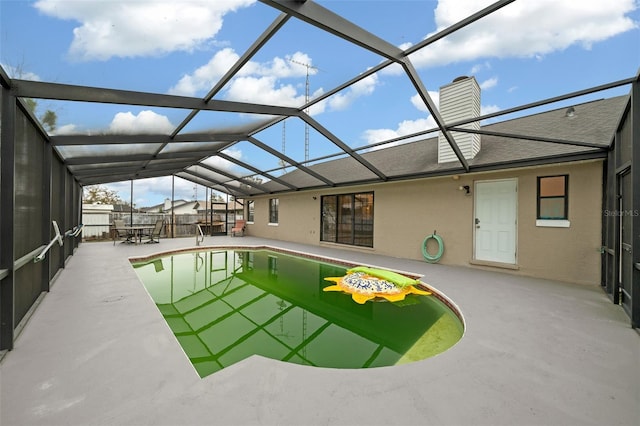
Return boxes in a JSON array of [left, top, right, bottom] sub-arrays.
[[83, 212, 230, 241]]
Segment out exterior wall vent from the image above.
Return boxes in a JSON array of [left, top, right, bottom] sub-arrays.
[[437, 76, 481, 163]]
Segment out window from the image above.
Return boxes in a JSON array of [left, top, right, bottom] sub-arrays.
[[247, 200, 254, 223], [269, 198, 279, 224], [537, 175, 569, 227], [321, 192, 373, 247]]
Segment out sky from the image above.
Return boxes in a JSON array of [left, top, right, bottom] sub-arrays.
[[1, 0, 639, 207]]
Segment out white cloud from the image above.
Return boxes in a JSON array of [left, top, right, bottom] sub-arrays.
[[225, 76, 304, 107], [168, 49, 325, 109], [361, 0, 636, 145], [379, 61, 406, 77], [169, 47, 388, 119], [362, 128, 404, 146], [52, 123, 78, 135], [479, 77, 498, 90], [108, 174, 223, 207], [481, 104, 501, 116], [201, 148, 242, 169], [362, 90, 438, 148], [109, 110, 174, 134], [169, 48, 240, 95], [363, 117, 437, 147], [306, 89, 328, 115], [326, 73, 379, 111], [253, 51, 317, 79], [363, 90, 501, 146], [1, 63, 41, 80], [170, 50, 320, 96], [410, 91, 440, 113], [34, 0, 256, 60], [45, 112, 174, 136], [409, 0, 637, 68], [470, 61, 492, 74]]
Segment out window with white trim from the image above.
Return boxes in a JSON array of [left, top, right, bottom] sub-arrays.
[[537, 175, 570, 227]]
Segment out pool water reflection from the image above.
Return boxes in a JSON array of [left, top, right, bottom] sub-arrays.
[[132, 249, 463, 378]]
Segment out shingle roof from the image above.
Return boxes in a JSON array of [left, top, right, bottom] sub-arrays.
[[265, 95, 628, 191]]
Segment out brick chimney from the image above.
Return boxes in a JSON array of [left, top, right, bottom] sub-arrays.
[[437, 76, 481, 163]]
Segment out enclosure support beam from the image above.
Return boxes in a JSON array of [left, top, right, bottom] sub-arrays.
[[64, 178, 71, 258], [0, 83, 16, 351], [248, 136, 335, 187], [602, 141, 618, 302], [42, 134, 53, 292], [300, 114, 388, 181], [12, 79, 300, 117], [631, 70, 640, 328], [216, 151, 298, 191], [261, 0, 404, 62], [171, 176, 175, 239]]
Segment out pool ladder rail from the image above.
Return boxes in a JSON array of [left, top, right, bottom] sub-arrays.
[[195, 224, 205, 246], [34, 221, 84, 262]]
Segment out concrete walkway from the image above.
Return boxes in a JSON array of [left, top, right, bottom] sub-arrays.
[[1, 236, 638, 426]]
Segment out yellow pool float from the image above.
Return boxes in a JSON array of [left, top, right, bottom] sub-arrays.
[[323, 267, 431, 304]]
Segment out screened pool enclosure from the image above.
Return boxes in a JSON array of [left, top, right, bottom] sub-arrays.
[[1, 0, 639, 352]]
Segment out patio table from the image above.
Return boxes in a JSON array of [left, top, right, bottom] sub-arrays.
[[113, 225, 155, 245]]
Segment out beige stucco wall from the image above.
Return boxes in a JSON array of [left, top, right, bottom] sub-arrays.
[[245, 160, 603, 285]]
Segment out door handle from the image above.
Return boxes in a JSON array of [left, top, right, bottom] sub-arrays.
[[475, 218, 480, 224]]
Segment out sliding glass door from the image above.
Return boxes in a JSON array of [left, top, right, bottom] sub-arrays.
[[321, 192, 373, 247]]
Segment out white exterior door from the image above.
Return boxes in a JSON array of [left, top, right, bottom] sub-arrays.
[[474, 179, 518, 264]]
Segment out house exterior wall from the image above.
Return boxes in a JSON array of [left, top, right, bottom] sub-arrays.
[[172, 204, 198, 215], [246, 160, 603, 285]]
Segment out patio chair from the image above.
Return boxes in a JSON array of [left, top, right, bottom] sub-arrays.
[[144, 219, 164, 244], [112, 219, 133, 245], [231, 220, 246, 237]]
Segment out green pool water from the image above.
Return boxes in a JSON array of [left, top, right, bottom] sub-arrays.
[[132, 249, 463, 378]]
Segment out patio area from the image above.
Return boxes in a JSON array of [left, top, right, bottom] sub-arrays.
[[1, 236, 638, 426]]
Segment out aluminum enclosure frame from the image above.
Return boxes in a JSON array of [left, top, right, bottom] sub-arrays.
[[0, 0, 638, 353]]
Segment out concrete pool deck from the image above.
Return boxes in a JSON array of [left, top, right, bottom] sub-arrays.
[[1, 236, 638, 426]]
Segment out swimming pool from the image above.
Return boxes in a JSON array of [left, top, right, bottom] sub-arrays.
[[131, 247, 464, 378]]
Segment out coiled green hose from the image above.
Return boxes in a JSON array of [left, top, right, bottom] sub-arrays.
[[422, 232, 444, 263]]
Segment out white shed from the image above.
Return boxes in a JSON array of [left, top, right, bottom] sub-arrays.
[[82, 204, 114, 239]]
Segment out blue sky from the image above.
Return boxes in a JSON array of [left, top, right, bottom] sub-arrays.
[[1, 0, 639, 207]]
